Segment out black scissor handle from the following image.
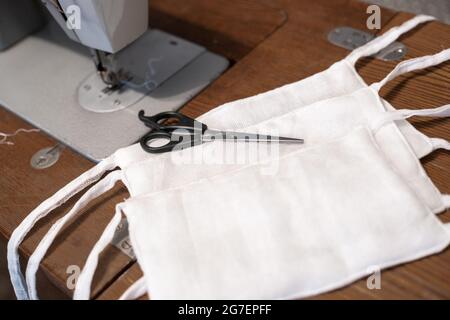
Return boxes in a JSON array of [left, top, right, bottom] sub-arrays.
[[140, 129, 202, 154], [139, 111, 208, 154], [138, 110, 207, 132]]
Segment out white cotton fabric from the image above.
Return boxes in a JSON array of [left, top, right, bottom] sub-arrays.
[[110, 125, 450, 299], [72, 72, 450, 299], [120, 49, 450, 213], [119, 277, 147, 300], [8, 14, 448, 300]]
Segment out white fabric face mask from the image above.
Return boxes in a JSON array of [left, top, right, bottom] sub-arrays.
[[119, 48, 450, 212], [68, 49, 450, 299], [70, 56, 450, 299], [8, 15, 446, 300], [74, 105, 450, 300], [25, 49, 450, 300]]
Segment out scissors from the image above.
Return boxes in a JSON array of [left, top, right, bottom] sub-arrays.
[[138, 110, 304, 154]]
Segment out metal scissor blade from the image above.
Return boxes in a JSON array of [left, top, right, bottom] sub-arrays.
[[203, 130, 304, 144]]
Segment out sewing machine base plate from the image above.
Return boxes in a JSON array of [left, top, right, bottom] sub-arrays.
[[0, 22, 228, 161], [78, 29, 208, 113]]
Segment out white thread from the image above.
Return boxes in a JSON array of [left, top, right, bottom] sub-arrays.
[[0, 128, 40, 145]]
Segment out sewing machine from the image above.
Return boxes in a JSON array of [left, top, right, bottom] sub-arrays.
[[0, 0, 228, 160]]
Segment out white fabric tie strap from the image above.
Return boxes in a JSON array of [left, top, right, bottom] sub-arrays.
[[371, 48, 450, 92], [73, 204, 124, 300], [443, 195, 450, 210], [7, 155, 117, 300], [369, 50, 450, 207], [371, 104, 450, 132], [371, 104, 450, 212], [346, 15, 435, 65], [119, 276, 147, 300], [25, 170, 123, 300], [430, 138, 450, 151], [430, 137, 450, 209]]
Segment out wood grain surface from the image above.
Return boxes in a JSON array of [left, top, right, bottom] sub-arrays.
[[0, 0, 286, 299], [148, 0, 287, 61], [1, 0, 449, 300]]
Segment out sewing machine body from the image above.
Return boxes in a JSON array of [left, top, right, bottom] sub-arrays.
[[0, 0, 228, 160]]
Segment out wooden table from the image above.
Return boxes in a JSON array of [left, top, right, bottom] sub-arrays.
[[0, 0, 449, 300]]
